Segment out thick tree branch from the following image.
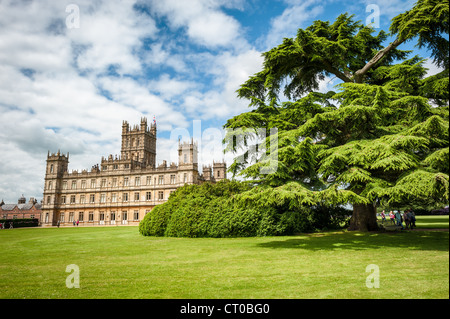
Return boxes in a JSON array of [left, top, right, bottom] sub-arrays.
[[353, 38, 405, 83], [322, 60, 353, 83]]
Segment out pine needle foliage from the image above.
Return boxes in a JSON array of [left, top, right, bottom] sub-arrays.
[[224, 0, 449, 231]]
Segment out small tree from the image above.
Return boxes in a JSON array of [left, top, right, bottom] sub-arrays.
[[224, 0, 449, 231]]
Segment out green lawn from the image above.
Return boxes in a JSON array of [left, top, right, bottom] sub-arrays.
[[0, 218, 448, 299]]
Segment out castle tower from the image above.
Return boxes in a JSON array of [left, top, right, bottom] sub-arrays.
[[213, 161, 227, 181], [202, 165, 213, 181], [43, 151, 69, 226], [178, 140, 199, 184], [121, 117, 156, 167], [178, 140, 198, 166]]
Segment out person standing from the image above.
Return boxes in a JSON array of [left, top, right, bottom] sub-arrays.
[[403, 210, 410, 229], [389, 211, 395, 224], [381, 210, 386, 224], [394, 210, 404, 230]]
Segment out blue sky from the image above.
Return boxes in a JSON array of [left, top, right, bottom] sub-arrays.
[[0, 0, 440, 203]]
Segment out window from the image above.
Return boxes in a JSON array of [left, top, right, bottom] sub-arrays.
[[134, 210, 139, 221], [99, 212, 105, 221], [134, 192, 140, 201], [61, 196, 66, 204], [89, 194, 95, 203], [135, 177, 140, 186], [217, 170, 220, 177], [100, 194, 106, 203], [60, 213, 65, 222], [47, 196, 51, 204], [63, 181, 67, 190], [123, 211, 128, 221], [158, 191, 164, 200], [79, 212, 84, 222], [146, 176, 151, 185], [71, 180, 77, 189], [146, 192, 151, 201], [184, 154, 187, 163], [69, 212, 74, 222], [90, 179, 96, 188], [170, 175, 176, 184], [70, 195, 76, 204], [112, 178, 117, 187], [113, 164, 118, 170], [124, 177, 129, 186], [101, 179, 107, 188], [158, 175, 164, 185], [184, 173, 187, 183], [102, 165, 107, 171], [81, 180, 86, 189], [111, 193, 117, 202], [123, 193, 128, 202], [89, 212, 94, 221], [48, 181, 53, 190], [111, 212, 116, 221], [80, 195, 85, 204], [50, 164, 54, 173]]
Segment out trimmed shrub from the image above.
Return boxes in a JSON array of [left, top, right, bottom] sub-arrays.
[[139, 180, 350, 237]]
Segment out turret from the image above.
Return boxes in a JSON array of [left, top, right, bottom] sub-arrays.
[[213, 161, 227, 181]]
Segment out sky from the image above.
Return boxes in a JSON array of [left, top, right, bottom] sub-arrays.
[[0, 0, 440, 203]]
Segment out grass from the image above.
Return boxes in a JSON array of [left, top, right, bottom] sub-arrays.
[[0, 216, 448, 299]]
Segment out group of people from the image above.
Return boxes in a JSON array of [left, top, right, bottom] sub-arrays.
[[0, 222, 13, 229], [380, 209, 416, 230], [56, 220, 80, 228]]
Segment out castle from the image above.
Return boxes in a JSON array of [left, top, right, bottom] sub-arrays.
[[41, 118, 226, 227]]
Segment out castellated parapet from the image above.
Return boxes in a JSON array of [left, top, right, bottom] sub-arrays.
[[41, 118, 226, 227]]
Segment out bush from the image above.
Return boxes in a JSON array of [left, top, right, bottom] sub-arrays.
[[139, 180, 350, 238], [0, 218, 39, 228]]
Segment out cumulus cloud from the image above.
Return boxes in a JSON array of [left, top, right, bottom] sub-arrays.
[[0, 0, 350, 203], [147, 0, 246, 48]]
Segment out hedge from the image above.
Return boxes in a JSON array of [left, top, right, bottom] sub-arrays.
[[0, 218, 39, 228], [139, 180, 351, 237]]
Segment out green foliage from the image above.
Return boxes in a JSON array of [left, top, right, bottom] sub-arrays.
[[139, 180, 351, 237], [390, 0, 449, 69], [223, 0, 449, 232]]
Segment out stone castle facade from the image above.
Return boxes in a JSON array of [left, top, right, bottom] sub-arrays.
[[41, 118, 226, 227]]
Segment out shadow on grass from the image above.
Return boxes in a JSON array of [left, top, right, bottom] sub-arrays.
[[257, 230, 449, 252]]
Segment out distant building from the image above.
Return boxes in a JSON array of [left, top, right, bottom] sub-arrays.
[[0, 196, 42, 222], [42, 118, 226, 227]]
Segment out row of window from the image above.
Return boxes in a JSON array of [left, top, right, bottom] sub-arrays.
[[45, 210, 141, 223], [47, 174, 189, 191], [1, 214, 35, 219], [46, 191, 171, 205]]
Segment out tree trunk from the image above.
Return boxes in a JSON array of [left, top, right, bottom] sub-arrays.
[[348, 203, 379, 231]]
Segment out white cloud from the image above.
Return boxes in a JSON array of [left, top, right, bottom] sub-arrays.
[[148, 0, 246, 48], [69, 1, 158, 75], [97, 76, 188, 131], [148, 74, 197, 99], [423, 58, 444, 77], [180, 49, 264, 119], [143, 42, 188, 73]]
